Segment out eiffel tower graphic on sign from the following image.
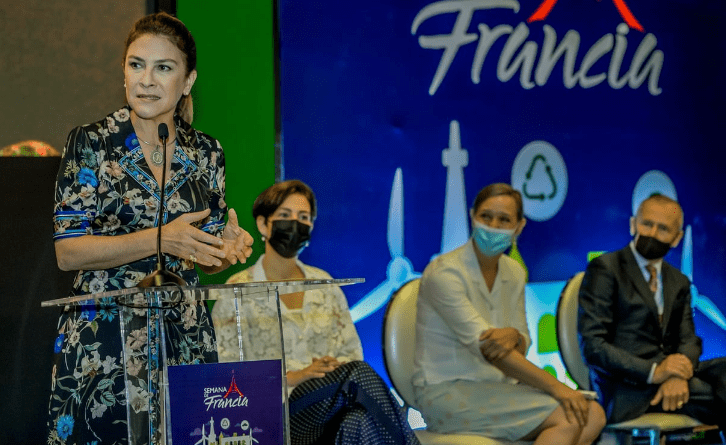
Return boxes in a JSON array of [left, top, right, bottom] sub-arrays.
[[223, 371, 244, 399], [527, 0, 644, 32]]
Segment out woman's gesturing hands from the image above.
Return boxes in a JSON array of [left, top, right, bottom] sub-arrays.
[[221, 208, 254, 265], [162, 208, 253, 267]]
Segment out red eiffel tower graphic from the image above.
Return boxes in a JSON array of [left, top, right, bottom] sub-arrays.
[[223, 371, 244, 399], [527, 0, 644, 32]]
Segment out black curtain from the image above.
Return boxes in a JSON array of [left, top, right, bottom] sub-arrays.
[[0, 157, 75, 445]]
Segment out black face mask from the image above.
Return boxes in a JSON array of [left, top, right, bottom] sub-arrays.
[[268, 219, 311, 258], [635, 234, 672, 260]]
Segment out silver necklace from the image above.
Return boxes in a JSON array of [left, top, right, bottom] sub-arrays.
[[137, 134, 176, 166]]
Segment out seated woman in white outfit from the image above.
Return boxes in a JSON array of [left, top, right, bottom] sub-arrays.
[[212, 180, 420, 445], [413, 183, 605, 445]]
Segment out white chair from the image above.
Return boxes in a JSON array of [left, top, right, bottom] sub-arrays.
[[382, 279, 531, 445], [557, 272, 723, 445]]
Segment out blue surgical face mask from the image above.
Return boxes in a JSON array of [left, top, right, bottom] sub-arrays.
[[472, 220, 516, 257]]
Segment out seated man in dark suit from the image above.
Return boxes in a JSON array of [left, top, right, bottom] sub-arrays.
[[578, 194, 726, 427]]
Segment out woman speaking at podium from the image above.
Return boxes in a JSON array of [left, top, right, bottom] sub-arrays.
[[47, 12, 253, 444], [213, 180, 420, 445]]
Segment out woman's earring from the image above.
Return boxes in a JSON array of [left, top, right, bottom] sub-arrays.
[[260, 235, 266, 242]]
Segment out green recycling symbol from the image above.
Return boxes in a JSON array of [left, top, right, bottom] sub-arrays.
[[523, 154, 557, 201], [511, 140, 568, 222]]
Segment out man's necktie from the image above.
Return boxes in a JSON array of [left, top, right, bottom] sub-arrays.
[[646, 264, 658, 293], [646, 264, 663, 324]]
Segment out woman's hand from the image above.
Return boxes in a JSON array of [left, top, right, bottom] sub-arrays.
[[54, 208, 243, 272], [162, 209, 228, 267], [483, 347, 591, 428], [551, 385, 590, 426], [221, 208, 254, 265], [479, 327, 521, 361], [286, 356, 342, 386]]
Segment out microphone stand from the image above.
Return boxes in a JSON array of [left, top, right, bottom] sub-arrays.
[[138, 123, 187, 288]]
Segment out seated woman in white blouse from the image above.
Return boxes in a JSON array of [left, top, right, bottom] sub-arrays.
[[413, 183, 605, 445], [212, 180, 420, 445]]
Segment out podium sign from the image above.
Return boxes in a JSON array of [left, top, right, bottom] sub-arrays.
[[167, 360, 283, 445], [42, 278, 363, 445]]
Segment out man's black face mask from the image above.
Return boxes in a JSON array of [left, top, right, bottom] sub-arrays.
[[634, 234, 672, 260]]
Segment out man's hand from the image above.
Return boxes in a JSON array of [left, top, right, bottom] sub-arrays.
[[650, 377, 689, 411], [652, 353, 693, 384]]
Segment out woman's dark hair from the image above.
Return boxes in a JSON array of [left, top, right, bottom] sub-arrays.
[[253, 180, 317, 221], [123, 12, 197, 123], [471, 183, 524, 221]]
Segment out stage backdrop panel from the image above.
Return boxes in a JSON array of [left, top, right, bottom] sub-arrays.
[[279, 0, 726, 394], [0, 1, 144, 154], [178, 0, 277, 284]]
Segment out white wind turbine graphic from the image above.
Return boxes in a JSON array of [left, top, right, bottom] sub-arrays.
[[681, 225, 726, 331], [349, 168, 421, 323], [349, 120, 469, 322]]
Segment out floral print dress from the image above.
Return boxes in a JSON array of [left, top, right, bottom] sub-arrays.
[[47, 107, 225, 445]]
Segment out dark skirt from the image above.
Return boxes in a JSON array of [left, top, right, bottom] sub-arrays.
[[288, 361, 421, 445]]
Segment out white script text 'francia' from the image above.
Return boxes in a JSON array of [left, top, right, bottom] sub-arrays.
[[411, 0, 663, 96]]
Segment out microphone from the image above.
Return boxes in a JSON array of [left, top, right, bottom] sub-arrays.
[[138, 123, 186, 288], [158, 122, 169, 141]]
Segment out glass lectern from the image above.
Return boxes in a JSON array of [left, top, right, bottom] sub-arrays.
[[42, 278, 363, 445]]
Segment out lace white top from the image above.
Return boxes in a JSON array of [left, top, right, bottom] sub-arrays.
[[211, 255, 364, 381]]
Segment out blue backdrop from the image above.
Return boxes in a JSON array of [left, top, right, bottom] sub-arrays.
[[279, 0, 726, 386]]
